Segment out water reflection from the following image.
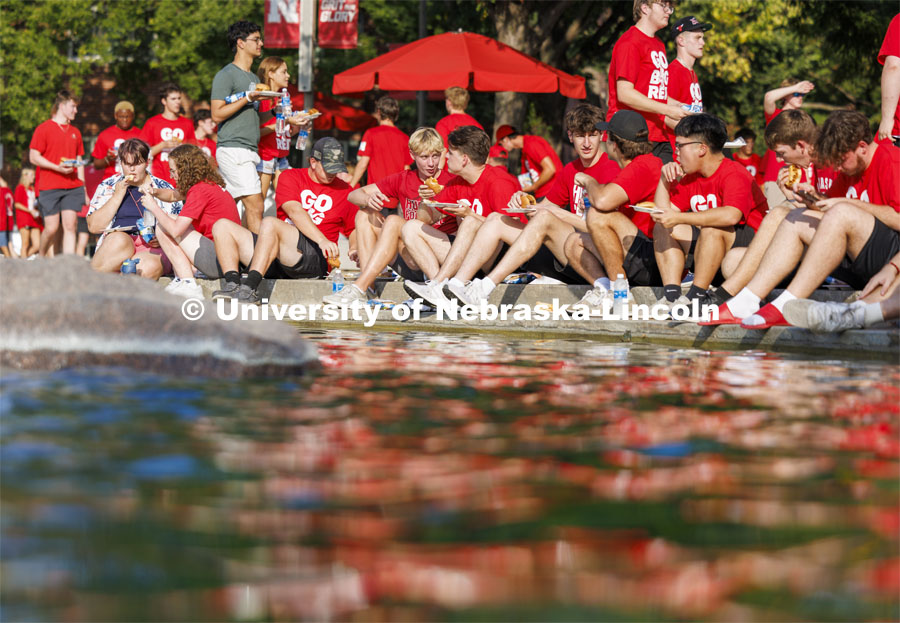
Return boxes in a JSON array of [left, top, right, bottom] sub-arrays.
[[1, 331, 897, 622]]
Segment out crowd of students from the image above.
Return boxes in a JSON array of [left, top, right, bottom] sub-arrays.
[[4, 3, 898, 333]]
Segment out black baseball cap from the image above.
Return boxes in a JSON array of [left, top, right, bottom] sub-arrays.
[[311, 137, 347, 175], [595, 110, 649, 142], [671, 16, 712, 39]]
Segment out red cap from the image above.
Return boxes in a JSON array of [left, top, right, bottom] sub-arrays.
[[489, 144, 508, 160], [495, 124, 516, 142]]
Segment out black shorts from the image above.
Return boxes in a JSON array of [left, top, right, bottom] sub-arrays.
[[683, 226, 700, 272], [731, 223, 755, 249], [651, 141, 674, 164], [390, 255, 424, 281], [38, 187, 84, 217], [623, 231, 663, 286], [837, 218, 900, 288], [274, 230, 328, 279], [522, 245, 584, 284]]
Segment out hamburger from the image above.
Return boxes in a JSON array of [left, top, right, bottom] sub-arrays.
[[424, 177, 443, 194], [520, 194, 537, 207]]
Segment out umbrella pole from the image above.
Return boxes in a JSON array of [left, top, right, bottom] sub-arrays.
[[298, 0, 316, 166], [416, 0, 426, 127]]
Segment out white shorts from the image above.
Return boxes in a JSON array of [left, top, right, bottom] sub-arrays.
[[216, 146, 261, 199]]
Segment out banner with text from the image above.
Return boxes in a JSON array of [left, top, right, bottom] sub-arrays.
[[265, 0, 300, 48], [318, 0, 358, 49]]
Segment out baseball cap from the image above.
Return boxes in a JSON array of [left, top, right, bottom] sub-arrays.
[[114, 101, 135, 114], [488, 144, 508, 160], [595, 110, 649, 142], [671, 15, 712, 39], [495, 125, 517, 142], [311, 137, 347, 174]]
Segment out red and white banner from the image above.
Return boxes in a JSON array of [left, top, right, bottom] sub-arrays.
[[265, 0, 300, 48], [318, 0, 358, 49]]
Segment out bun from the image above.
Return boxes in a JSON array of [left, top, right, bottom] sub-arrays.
[[424, 177, 443, 194], [307, 108, 319, 115], [327, 256, 341, 270], [255, 83, 267, 92], [786, 165, 802, 189], [520, 194, 537, 207], [635, 201, 655, 209]]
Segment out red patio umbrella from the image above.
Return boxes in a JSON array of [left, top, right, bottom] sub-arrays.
[[332, 31, 585, 99], [286, 86, 377, 132]]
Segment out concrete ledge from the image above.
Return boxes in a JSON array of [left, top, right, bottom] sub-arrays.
[[172, 277, 899, 358]]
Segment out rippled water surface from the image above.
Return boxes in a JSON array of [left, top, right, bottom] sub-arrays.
[[2, 330, 898, 622]]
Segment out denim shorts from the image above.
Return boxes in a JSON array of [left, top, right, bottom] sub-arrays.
[[256, 157, 291, 175]]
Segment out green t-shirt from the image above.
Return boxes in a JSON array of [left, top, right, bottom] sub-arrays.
[[210, 63, 260, 151]]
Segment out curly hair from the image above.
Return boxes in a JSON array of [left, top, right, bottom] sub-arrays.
[[168, 144, 225, 195], [815, 110, 872, 168]]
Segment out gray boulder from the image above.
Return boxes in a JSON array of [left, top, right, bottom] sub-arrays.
[[0, 257, 317, 377]]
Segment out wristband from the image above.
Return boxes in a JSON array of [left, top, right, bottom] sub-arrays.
[[246, 94, 252, 105], [890, 261, 900, 275]]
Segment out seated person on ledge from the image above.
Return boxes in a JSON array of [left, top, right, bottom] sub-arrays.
[[86, 138, 182, 282]]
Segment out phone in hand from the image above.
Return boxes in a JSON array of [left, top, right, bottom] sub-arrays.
[[795, 189, 826, 209]]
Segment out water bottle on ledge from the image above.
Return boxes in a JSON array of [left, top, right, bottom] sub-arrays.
[[331, 267, 344, 293], [613, 273, 628, 314]]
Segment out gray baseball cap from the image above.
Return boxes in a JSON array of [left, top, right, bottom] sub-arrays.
[[311, 137, 347, 174]]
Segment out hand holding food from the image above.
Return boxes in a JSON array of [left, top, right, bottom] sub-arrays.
[[520, 194, 537, 207], [785, 164, 802, 189], [424, 177, 443, 194]]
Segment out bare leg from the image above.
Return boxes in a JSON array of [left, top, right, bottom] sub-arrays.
[[653, 222, 694, 285], [90, 232, 135, 272], [692, 227, 735, 290], [133, 251, 164, 280], [485, 211, 573, 284], [564, 231, 608, 283], [60, 210, 77, 255], [155, 226, 195, 279], [400, 220, 451, 280], [39, 213, 60, 256], [587, 210, 637, 279], [212, 219, 256, 274], [451, 213, 525, 282], [720, 204, 791, 290], [248, 217, 303, 274], [354, 208, 385, 271], [745, 208, 823, 299], [259, 172, 274, 206], [238, 193, 265, 234], [354, 214, 404, 292]]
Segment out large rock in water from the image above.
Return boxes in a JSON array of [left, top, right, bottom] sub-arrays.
[[0, 257, 318, 377]]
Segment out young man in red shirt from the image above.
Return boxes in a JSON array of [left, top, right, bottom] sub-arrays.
[[650, 113, 768, 308], [435, 87, 483, 148], [496, 125, 563, 199], [718, 111, 900, 329], [140, 83, 195, 187], [211, 138, 357, 304], [877, 13, 900, 145], [759, 78, 815, 206], [731, 128, 762, 184], [350, 96, 412, 188], [325, 127, 451, 305], [401, 125, 520, 307], [667, 16, 710, 118], [440, 104, 622, 307], [191, 109, 218, 163], [29, 90, 89, 256], [92, 101, 142, 179], [607, 0, 690, 164], [564, 110, 663, 309]]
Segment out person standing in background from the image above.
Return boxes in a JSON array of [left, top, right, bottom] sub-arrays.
[[140, 84, 195, 187], [92, 101, 142, 179]]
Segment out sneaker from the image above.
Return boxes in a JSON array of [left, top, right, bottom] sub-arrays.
[[322, 283, 367, 305], [455, 278, 492, 306], [165, 277, 204, 299], [404, 280, 450, 310], [574, 287, 613, 311], [235, 284, 261, 306], [786, 299, 866, 332], [212, 281, 241, 300]]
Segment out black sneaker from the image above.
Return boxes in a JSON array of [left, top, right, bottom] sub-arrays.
[[235, 284, 261, 305], [211, 281, 241, 300]]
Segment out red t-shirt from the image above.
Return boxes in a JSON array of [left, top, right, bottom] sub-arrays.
[[668, 58, 702, 110], [878, 14, 900, 137], [14, 184, 42, 229], [545, 153, 621, 217], [811, 164, 837, 196], [732, 153, 763, 185], [140, 114, 195, 185], [178, 182, 240, 239], [670, 158, 768, 230], [357, 125, 413, 184], [257, 98, 288, 161], [609, 154, 663, 238], [29, 120, 85, 192], [275, 168, 358, 243], [0, 187, 12, 231], [828, 142, 900, 211], [607, 26, 669, 143], [435, 113, 483, 147], [520, 135, 564, 198], [436, 165, 522, 223], [377, 168, 455, 222], [760, 108, 784, 183], [191, 137, 218, 163], [91, 124, 143, 178]]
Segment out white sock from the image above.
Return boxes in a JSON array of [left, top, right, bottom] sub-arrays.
[[448, 277, 465, 289], [864, 302, 885, 327], [771, 290, 796, 313], [593, 277, 611, 291], [728, 288, 761, 318], [482, 277, 496, 295]]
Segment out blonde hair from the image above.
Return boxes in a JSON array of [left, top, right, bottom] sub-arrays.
[[444, 86, 469, 111], [257, 56, 286, 88], [408, 127, 443, 156]]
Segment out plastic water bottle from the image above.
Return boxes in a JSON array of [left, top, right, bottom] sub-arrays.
[[331, 267, 344, 293], [296, 128, 309, 151], [280, 89, 292, 118], [613, 273, 629, 315]]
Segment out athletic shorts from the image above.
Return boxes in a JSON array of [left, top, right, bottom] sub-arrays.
[[731, 223, 755, 249], [623, 231, 663, 287], [836, 218, 900, 289], [390, 255, 424, 282], [522, 245, 585, 284], [256, 156, 290, 175], [38, 187, 84, 217], [217, 147, 262, 198], [274, 230, 328, 279]]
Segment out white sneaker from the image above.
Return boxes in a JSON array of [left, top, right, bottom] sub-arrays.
[[322, 284, 368, 305], [574, 287, 613, 311], [447, 278, 491, 306], [404, 279, 450, 310], [165, 277, 204, 299], [806, 300, 866, 332]]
